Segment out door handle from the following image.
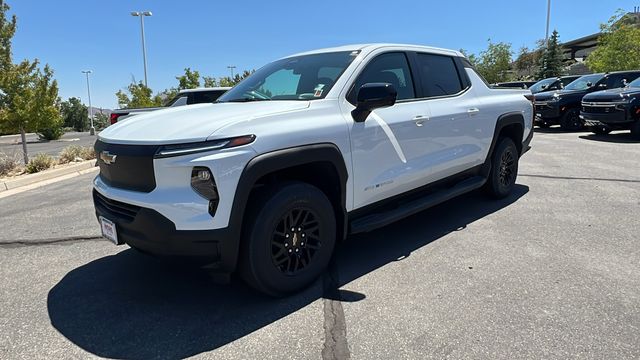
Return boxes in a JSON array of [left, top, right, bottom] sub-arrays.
[[413, 115, 428, 127], [467, 108, 480, 115]]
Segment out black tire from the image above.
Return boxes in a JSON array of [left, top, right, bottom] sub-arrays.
[[240, 182, 336, 296], [631, 121, 640, 140], [485, 137, 519, 199], [560, 108, 583, 131], [591, 126, 611, 135]]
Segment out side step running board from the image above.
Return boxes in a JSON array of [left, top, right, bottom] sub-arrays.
[[349, 176, 487, 234]]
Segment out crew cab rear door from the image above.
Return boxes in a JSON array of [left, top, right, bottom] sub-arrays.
[[409, 52, 487, 180]]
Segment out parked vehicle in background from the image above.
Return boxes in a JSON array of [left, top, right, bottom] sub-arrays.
[[528, 75, 581, 94], [109, 87, 231, 124], [93, 44, 533, 296], [581, 76, 640, 138], [533, 71, 640, 130], [492, 81, 538, 89]]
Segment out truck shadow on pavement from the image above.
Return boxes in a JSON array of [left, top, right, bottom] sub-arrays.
[[579, 133, 640, 144], [47, 185, 528, 359]]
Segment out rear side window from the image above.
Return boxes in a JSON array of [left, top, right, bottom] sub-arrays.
[[348, 52, 415, 104], [416, 53, 464, 97], [189, 90, 227, 104]]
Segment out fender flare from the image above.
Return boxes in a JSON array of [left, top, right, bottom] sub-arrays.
[[482, 112, 526, 176], [219, 143, 349, 272]]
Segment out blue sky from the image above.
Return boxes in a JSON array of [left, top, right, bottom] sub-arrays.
[[7, 0, 638, 109]]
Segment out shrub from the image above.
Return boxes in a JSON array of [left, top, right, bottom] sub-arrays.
[[38, 125, 64, 140], [0, 154, 20, 177], [58, 145, 96, 164], [25, 153, 55, 173]]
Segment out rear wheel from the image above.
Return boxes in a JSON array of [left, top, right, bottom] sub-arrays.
[[560, 108, 583, 131], [240, 182, 336, 296], [485, 137, 519, 199]]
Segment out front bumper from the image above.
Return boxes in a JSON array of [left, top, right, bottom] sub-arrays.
[[93, 190, 237, 271], [534, 101, 561, 119]]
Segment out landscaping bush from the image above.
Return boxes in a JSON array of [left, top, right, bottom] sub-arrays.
[[59, 145, 95, 164], [25, 153, 55, 173], [0, 154, 20, 177], [38, 125, 64, 140]]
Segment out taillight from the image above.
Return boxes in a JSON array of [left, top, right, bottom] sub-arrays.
[[110, 113, 127, 124]]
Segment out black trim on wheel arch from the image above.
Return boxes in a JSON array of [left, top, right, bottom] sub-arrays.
[[482, 112, 526, 177], [222, 143, 349, 274]]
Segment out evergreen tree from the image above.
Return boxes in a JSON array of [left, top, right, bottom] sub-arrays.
[[537, 30, 564, 79]]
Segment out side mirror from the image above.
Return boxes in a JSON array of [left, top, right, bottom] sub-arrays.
[[351, 83, 397, 122], [586, 82, 593, 87], [541, 84, 548, 89]]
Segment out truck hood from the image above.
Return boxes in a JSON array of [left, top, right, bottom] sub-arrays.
[[534, 89, 585, 101], [99, 101, 310, 145], [582, 87, 640, 102]]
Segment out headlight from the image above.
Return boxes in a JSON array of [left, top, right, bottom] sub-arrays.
[[155, 135, 255, 158]]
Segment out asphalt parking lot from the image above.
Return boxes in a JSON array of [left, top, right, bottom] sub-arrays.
[[0, 129, 639, 359], [0, 132, 97, 163]]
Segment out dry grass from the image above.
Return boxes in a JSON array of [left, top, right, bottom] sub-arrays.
[[25, 153, 55, 174], [58, 145, 96, 164], [0, 154, 21, 177]]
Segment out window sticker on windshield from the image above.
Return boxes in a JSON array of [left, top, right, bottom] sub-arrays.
[[314, 84, 325, 97]]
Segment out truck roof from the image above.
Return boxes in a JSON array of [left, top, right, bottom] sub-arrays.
[[286, 43, 463, 59]]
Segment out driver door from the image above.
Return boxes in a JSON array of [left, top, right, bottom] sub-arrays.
[[341, 51, 434, 209]]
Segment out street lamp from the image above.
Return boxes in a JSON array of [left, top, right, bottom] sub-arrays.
[[544, 0, 551, 49], [227, 65, 236, 79], [131, 11, 152, 87], [81, 70, 95, 135]]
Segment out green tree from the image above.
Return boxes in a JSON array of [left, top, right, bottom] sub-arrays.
[[60, 97, 88, 131], [93, 110, 109, 130], [116, 81, 162, 108], [586, 11, 640, 72], [474, 40, 513, 83], [537, 30, 565, 79], [176, 67, 201, 89], [513, 46, 541, 79], [0, 1, 62, 161], [203, 76, 218, 87]]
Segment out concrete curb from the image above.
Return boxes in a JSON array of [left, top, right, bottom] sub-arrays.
[[0, 160, 97, 192]]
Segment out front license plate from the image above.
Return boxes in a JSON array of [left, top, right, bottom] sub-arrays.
[[100, 216, 119, 245]]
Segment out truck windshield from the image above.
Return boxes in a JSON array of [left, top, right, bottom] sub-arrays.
[[564, 74, 604, 91], [217, 51, 359, 102], [628, 77, 640, 88], [529, 78, 557, 93]]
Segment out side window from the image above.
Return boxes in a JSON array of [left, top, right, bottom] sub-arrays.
[[416, 53, 464, 97], [604, 74, 623, 89], [190, 90, 226, 104], [348, 52, 415, 104], [170, 95, 188, 107]]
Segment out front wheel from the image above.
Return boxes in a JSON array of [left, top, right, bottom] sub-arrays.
[[240, 182, 336, 296], [560, 108, 583, 131], [591, 125, 611, 135], [485, 137, 519, 199]]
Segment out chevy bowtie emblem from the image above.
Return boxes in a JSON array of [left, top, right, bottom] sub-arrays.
[[100, 151, 117, 165]]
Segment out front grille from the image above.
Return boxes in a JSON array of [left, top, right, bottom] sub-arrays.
[[582, 105, 618, 114], [95, 140, 159, 192], [93, 190, 141, 222]]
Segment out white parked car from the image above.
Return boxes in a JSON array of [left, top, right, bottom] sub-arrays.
[[93, 44, 534, 296]]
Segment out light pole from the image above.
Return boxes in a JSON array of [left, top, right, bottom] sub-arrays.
[[131, 11, 152, 87], [227, 65, 236, 79], [544, 0, 551, 49], [81, 70, 95, 135]]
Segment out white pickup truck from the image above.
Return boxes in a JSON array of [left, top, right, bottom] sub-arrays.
[[93, 44, 533, 296], [109, 87, 231, 124]]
